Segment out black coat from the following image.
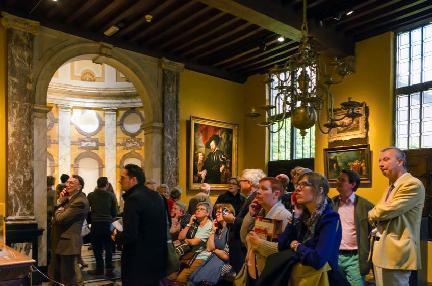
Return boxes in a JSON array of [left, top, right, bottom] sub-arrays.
[[120, 184, 168, 285]]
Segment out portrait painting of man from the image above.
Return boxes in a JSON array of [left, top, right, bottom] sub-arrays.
[[190, 117, 238, 190]]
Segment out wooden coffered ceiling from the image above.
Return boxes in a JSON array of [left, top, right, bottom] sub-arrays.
[[1, 0, 431, 82]]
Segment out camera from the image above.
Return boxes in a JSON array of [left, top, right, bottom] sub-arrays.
[[222, 207, 230, 216]]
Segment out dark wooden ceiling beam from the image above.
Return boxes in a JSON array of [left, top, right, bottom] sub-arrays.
[[197, 0, 302, 40], [223, 40, 298, 69], [197, 0, 354, 55], [212, 34, 277, 66], [146, 6, 214, 46], [83, 0, 129, 29], [182, 22, 252, 57], [114, 0, 176, 38], [343, 0, 430, 31], [231, 44, 298, 72], [101, 1, 155, 32], [193, 28, 266, 60], [66, 0, 103, 24], [160, 12, 227, 50], [354, 5, 432, 38], [211, 31, 277, 66], [169, 17, 240, 53], [337, 0, 404, 26], [131, 1, 199, 42], [356, 12, 432, 41], [241, 57, 292, 76]]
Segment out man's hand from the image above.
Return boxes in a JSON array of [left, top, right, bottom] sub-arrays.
[[220, 165, 225, 173], [60, 189, 68, 197]]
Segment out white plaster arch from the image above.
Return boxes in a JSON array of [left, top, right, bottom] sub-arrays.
[[33, 40, 162, 124]]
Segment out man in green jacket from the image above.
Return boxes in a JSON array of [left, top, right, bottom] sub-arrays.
[[332, 169, 374, 286]]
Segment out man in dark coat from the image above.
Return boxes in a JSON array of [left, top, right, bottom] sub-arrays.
[[49, 175, 89, 286], [87, 176, 118, 276], [118, 164, 168, 286]]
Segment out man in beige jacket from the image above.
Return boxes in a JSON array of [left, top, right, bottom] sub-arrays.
[[368, 147, 425, 286]]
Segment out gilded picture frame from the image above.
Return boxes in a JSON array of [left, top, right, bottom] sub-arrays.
[[328, 102, 369, 143], [189, 116, 238, 191], [324, 144, 372, 187]]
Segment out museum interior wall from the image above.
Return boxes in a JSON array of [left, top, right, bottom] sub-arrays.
[[0, 15, 431, 279], [178, 69, 246, 200]]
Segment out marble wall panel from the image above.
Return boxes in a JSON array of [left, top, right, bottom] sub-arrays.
[[7, 28, 35, 218], [162, 69, 179, 188]]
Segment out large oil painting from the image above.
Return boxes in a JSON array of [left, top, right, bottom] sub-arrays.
[[324, 144, 372, 186], [189, 117, 238, 191]]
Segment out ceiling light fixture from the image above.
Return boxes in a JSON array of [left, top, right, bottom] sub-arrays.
[[247, 0, 358, 137], [104, 25, 120, 37], [346, 10, 354, 16], [145, 14, 153, 23], [277, 36, 285, 42]]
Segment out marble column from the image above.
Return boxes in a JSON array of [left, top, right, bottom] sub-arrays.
[[143, 122, 163, 185], [104, 109, 117, 196], [160, 59, 183, 188], [1, 13, 39, 220], [33, 104, 50, 266], [58, 105, 71, 177]]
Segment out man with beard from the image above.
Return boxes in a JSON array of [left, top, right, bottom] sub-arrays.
[[117, 164, 167, 286], [203, 135, 227, 184]]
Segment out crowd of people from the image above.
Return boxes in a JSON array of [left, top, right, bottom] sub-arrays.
[[45, 146, 425, 286]]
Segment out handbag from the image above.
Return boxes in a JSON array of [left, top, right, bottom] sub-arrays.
[[166, 240, 180, 275], [175, 241, 192, 256], [81, 219, 91, 237], [233, 262, 248, 286], [179, 250, 199, 268], [256, 249, 297, 286]]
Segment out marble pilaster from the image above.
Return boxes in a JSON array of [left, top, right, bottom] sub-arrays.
[[58, 106, 71, 177], [143, 123, 163, 184], [160, 59, 183, 188], [33, 105, 50, 266], [104, 109, 117, 195], [2, 13, 39, 219]]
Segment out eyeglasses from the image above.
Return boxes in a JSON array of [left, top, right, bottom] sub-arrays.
[[296, 181, 312, 190]]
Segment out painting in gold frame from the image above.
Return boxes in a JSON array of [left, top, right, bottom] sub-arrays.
[[189, 116, 238, 191]]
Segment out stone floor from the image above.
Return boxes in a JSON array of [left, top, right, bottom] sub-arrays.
[[41, 244, 122, 286]]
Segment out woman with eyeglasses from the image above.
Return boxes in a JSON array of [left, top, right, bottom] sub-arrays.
[[275, 172, 347, 286], [189, 204, 235, 285]]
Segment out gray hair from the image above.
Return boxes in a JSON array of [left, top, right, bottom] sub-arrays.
[[381, 146, 407, 168], [199, 183, 211, 194], [239, 169, 266, 187]]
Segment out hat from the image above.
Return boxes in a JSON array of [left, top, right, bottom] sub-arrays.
[[206, 134, 221, 148]]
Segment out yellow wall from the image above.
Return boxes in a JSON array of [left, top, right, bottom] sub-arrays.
[[243, 74, 268, 171], [179, 70, 246, 202], [0, 23, 6, 218], [315, 32, 394, 204]]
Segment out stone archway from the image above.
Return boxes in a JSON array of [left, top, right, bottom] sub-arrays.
[[2, 13, 182, 267]]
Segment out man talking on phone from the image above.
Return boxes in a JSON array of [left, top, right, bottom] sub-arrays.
[[49, 175, 89, 286]]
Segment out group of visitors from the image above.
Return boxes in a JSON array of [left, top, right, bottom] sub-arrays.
[[45, 146, 425, 286]]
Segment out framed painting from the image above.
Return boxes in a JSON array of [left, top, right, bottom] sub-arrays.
[[324, 144, 372, 187], [189, 116, 238, 191], [328, 102, 369, 143]]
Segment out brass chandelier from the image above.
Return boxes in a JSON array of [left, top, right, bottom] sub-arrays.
[[248, 0, 361, 137]]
